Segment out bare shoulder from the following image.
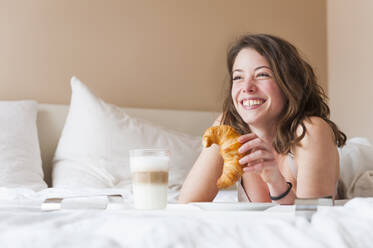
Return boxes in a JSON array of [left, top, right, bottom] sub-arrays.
[[295, 116, 335, 148]]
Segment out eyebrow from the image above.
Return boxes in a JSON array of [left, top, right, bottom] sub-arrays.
[[233, 66, 271, 73]]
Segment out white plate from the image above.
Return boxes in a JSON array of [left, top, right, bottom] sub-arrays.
[[188, 202, 277, 211]]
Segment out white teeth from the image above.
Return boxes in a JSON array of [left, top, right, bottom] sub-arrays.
[[242, 99, 264, 107]]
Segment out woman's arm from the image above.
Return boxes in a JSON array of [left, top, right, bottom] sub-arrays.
[[178, 116, 224, 203], [241, 171, 271, 202], [294, 117, 340, 199], [236, 133, 295, 204], [178, 144, 224, 203]]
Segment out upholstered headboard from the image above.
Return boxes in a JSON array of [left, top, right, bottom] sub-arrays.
[[36, 104, 220, 186]]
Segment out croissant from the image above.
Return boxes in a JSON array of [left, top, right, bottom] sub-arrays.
[[202, 125, 243, 189]]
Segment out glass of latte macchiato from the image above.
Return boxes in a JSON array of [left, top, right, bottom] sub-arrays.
[[129, 149, 170, 210]]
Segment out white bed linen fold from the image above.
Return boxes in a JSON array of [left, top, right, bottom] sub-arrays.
[[1, 188, 373, 248]]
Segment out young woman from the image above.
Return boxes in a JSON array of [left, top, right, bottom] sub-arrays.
[[179, 34, 346, 204]]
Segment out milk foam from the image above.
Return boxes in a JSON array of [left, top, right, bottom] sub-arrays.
[[130, 156, 170, 172]]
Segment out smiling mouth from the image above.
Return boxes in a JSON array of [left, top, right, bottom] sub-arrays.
[[241, 99, 266, 108]]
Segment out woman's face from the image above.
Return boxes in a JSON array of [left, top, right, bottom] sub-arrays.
[[231, 48, 286, 127]]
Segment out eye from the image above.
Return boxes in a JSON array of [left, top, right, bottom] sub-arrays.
[[233, 75, 242, 81], [256, 72, 271, 79]]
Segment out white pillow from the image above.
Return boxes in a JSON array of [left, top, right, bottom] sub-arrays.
[[52, 77, 202, 189], [338, 137, 373, 198], [0, 100, 47, 191]]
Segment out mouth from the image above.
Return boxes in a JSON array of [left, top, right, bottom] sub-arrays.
[[241, 98, 266, 109]]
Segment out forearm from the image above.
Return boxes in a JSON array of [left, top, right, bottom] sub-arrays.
[[178, 175, 219, 203], [266, 174, 295, 205], [242, 171, 295, 204], [178, 146, 223, 203], [241, 172, 271, 202]]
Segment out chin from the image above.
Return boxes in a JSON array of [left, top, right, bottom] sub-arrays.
[[237, 106, 269, 125], [238, 114, 255, 125], [239, 113, 264, 126]]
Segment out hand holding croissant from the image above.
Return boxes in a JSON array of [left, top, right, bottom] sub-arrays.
[[202, 125, 243, 189]]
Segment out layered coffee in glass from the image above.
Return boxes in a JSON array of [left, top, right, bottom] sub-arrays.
[[129, 149, 170, 210]]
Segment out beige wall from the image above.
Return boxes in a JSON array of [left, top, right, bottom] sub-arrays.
[[328, 0, 373, 141], [1, 0, 326, 112]]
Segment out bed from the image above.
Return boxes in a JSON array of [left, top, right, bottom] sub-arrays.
[[1, 78, 373, 248]]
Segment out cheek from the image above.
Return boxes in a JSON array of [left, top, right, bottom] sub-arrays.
[[262, 82, 286, 112], [272, 88, 286, 112]]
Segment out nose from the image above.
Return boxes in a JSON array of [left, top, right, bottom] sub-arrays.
[[242, 78, 257, 94]]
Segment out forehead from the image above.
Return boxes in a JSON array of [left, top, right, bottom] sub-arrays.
[[233, 48, 269, 71]]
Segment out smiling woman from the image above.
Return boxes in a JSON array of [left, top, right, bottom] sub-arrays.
[[179, 34, 346, 205], [230, 48, 286, 131]]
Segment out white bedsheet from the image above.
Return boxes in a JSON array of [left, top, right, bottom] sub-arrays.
[[0, 188, 372, 248]]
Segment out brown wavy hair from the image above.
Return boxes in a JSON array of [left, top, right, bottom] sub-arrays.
[[221, 34, 346, 154]]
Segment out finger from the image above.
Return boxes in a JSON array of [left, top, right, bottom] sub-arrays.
[[243, 165, 265, 175], [243, 159, 275, 172], [238, 137, 264, 154], [238, 148, 273, 165], [246, 149, 275, 162], [243, 162, 266, 173], [237, 133, 257, 143]]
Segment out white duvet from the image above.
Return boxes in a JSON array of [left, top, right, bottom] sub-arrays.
[[0, 188, 373, 248]]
